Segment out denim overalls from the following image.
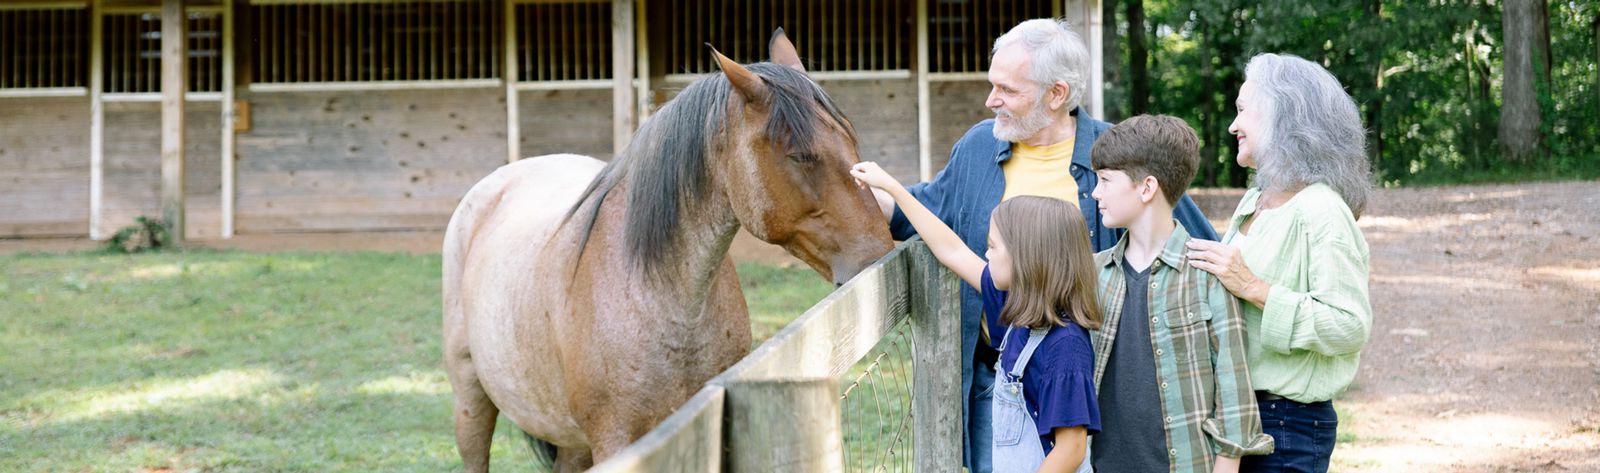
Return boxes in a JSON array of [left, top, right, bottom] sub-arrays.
[[990, 326, 1094, 473]]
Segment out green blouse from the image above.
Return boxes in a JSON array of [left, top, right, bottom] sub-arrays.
[[1224, 183, 1373, 403]]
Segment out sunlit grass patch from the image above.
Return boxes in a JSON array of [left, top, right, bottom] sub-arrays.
[[1, 250, 831, 471]]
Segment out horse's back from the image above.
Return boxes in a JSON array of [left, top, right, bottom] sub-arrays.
[[443, 153, 605, 447]]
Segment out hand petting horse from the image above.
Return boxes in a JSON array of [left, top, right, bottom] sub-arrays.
[[441, 29, 894, 472]]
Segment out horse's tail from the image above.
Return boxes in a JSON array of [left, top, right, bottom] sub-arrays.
[[523, 431, 558, 470]]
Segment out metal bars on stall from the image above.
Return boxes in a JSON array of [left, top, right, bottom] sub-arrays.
[[660, 0, 913, 80], [98, 5, 224, 100], [0, 2, 91, 97], [247, 0, 502, 90]]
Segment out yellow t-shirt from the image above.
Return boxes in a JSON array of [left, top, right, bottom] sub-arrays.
[[1001, 138, 1079, 204]]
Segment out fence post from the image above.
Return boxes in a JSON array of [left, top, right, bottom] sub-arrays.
[[588, 385, 726, 473], [909, 240, 963, 472], [723, 377, 845, 473]]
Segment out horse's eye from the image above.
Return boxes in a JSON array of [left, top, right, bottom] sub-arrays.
[[787, 153, 819, 164]]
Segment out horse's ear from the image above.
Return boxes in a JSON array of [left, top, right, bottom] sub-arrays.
[[769, 28, 806, 74], [708, 44, 770, 105]]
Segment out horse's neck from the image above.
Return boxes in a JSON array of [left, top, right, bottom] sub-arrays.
[[583, 176, 740, 313]]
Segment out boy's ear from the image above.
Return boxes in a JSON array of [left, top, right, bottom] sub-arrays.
[[1140, 175, 1162, 204]]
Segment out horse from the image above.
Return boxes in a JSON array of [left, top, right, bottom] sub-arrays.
[[441, 30, 894, 472]]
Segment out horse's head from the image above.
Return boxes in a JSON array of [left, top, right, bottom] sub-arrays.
[[709, 30, 894, 285]]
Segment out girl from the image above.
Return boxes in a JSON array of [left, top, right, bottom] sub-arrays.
[[852, 162, 1101, 473]]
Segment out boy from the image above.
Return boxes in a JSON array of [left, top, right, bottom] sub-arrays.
[[1086, 115, 1274, 472]]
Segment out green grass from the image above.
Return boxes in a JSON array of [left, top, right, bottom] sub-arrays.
[[0, 250, 841, 472], [2, 249, 1378, 471]]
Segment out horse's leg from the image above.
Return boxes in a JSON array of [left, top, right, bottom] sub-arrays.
[[553, 446, 594, 473], [446, 344, 498, 473], [449, 370, 498, 473]]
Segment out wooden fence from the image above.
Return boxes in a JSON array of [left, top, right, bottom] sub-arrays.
[[588, 238, 963, 472]]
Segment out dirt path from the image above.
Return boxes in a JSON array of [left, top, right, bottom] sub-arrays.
[[1331, 181, 1600, 472], [4, 181, 1597, 471]]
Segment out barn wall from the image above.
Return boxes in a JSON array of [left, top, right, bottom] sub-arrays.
[[0, 97, 90, 237], [516, 88, 614, 161], [101, 102, 224, 239], [231, 88, 505, 233], [929, 81, 994, 175], [646, 78, 929, 182], [0, 80, 1004, 238]]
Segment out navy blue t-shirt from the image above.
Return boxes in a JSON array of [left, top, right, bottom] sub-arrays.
[[979, 265, 1101, 455]]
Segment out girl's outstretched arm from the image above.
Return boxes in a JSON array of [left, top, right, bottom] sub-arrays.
[[851, 162, 986, 289]]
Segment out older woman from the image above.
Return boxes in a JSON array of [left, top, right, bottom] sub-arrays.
[[1184, 53, 1374, 473]]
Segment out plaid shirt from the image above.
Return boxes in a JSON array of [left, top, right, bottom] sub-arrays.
[[1091, 222, 1274, 472]]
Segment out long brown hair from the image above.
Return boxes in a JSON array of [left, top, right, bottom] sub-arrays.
[[991, 196, 1102, 330]]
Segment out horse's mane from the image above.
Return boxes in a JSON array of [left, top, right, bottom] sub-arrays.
[[562, 62, 853, 274]]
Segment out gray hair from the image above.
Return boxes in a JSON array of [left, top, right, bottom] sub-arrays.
[[1243, 53, 1372, 218], [992, 19, 1089, 111]]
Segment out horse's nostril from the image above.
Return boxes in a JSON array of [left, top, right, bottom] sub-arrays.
[[834, 282, 844, 289]]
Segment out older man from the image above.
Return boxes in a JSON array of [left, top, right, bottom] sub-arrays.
[[875, 19, 1218, 472]]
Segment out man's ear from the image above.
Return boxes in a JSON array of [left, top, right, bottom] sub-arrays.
[[1050, 81, 1071, 111]]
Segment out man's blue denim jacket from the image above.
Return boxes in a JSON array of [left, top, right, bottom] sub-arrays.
[[888, 108, 1219, 409]]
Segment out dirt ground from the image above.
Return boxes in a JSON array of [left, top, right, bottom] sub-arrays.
[[5, 180, 1597, 471]]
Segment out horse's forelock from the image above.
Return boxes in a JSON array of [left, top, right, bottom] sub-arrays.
[[565, 61, 849, 275]]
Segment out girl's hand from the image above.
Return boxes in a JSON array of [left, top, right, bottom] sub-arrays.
[[1186, 239, 1270, 307], [850, 162, 901, 191]]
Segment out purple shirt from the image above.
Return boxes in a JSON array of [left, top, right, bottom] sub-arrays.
[[980, 265, 1102, 455]]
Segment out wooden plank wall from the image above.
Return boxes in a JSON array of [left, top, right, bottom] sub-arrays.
[[0, 81, 990, 237], [231, 88, 505, 233], [515, 88, 613, 161], [929, 80, 995, 175], [101, 101, 222, 239], [813, 78, 920, 181], [0, 97, 90, 237]]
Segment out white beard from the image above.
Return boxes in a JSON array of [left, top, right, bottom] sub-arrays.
[[991, 99, 1055, 143]]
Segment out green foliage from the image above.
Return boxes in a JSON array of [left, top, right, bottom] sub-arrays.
[[1115, 0, 1600, 187], [104, 216, 172, 254]]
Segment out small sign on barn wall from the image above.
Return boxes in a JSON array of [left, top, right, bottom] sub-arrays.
[[233, 100, 251, 132]]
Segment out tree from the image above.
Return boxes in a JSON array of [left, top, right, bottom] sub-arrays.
[[1127, 0, 1150, 115], [1102, 0, 1127, 122], [1500, 0, 1546, 162]]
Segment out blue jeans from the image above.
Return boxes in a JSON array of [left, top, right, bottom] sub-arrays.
[[966, 360, 996, 473], [1242, 396, 1338, 473]]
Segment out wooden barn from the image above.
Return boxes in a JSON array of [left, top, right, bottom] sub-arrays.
[[0, 0, 1104, 241]]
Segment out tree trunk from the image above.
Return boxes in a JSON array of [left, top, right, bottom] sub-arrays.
[[1499, 0, 1543, 162], [1366, 0, 1384, 171], [1102, 0, 1125, 122], [1534, 0, 1552, 86], [1220, 7, 1247, 188], [1127, 0, 1149, 115]]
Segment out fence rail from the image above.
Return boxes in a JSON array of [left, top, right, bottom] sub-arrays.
[[589, 237, 962, 472]]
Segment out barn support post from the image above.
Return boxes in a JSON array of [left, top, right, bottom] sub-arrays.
[[611, 0, 636, 154], [1063, 0, 1105, 118], [723, 377, 845, 473], [220, 0, 235, 238], [89, 0, 105, 239], [503, 0, 519, 163], [160, 0, 187, 245], [915, 0, 931, 182], [634, 0, 649, 123]]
